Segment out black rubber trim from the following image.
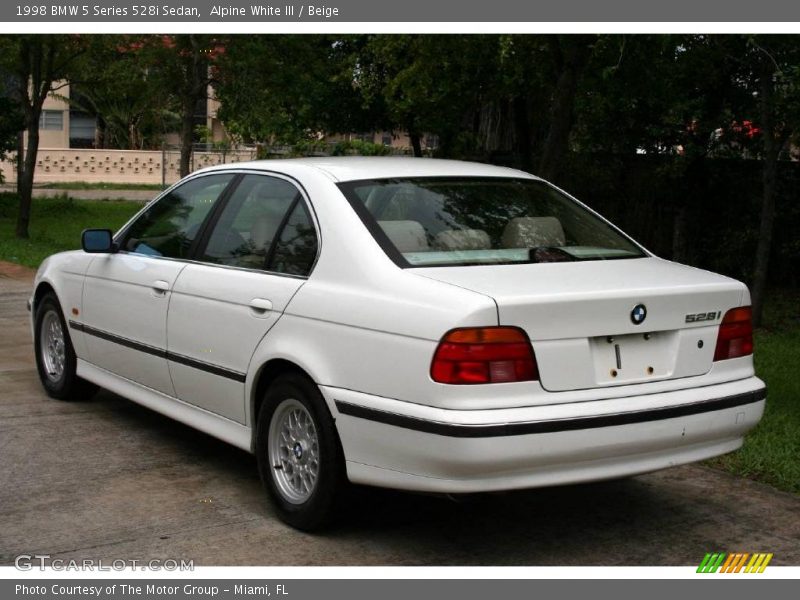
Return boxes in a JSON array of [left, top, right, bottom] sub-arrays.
[[166, 351, 247, 383], [334, 387, 767, 438], [69, 320, 166, 358], [69, 320, 246, 383]]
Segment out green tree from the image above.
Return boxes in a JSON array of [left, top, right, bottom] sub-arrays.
[[134, 35, 223, 177], [356, 35, 500, 157], [215, 35, 375, 145], [68, 36, 176, 150], [0, 35, 86, 239], [573, 35, 756, 262], [0, 73, 24, 180], [745, 36, 800, 326]]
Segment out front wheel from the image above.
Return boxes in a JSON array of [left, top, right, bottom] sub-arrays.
[[255, 373, 346, 530], [34, 292, 96, 401]]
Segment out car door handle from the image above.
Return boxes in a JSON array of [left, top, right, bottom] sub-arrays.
[[249, 298, 273, 315], [152, 280, 170, 294]]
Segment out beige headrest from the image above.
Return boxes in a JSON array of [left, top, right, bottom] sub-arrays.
[[250, 215, 276, 250], [434, 229, 491, 251], [378, 220, 429, 252], [501, 217, 565, 248]]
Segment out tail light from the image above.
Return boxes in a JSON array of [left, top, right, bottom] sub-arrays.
[[713, 306, 754, 361], [431, 327, 538, 384]]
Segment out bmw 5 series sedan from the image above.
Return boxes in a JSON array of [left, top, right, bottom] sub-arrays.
[[30, 157, 766, 530]]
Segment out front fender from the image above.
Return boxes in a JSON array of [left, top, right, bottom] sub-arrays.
[[31, 250, 95, 357]]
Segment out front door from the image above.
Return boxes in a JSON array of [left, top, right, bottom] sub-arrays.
[[80, 173, 237, 395]]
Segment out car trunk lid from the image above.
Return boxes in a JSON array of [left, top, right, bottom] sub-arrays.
[[414, 257, 745, 392]]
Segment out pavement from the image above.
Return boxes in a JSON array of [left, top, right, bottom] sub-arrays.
[[0, 185, 157, 203], [1, 260, 799, 566]]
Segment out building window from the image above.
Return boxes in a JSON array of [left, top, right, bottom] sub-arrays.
[[381, 134, 393, 146], [39, 110, 64, 131], [69, 112, 96, 148]]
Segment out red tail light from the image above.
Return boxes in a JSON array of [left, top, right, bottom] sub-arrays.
[[713, 306, 754, 361], [431, 327, 538, 384]]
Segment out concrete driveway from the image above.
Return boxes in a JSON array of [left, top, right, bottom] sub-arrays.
[[1, 263, 798, 566]]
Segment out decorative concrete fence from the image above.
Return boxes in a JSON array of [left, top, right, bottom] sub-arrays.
[[0, 147, 258, 186]]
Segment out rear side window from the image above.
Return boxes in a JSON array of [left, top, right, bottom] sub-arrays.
[[122, 174, 235, 259], [338, 177, 645, 267], [199, 174, 317, 276], [270, 202, 318, 276]]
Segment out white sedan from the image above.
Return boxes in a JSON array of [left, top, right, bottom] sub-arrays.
[[30, 157, 766, 530]]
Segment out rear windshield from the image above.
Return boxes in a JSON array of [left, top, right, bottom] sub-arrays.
[[337, 177, 646, 267]]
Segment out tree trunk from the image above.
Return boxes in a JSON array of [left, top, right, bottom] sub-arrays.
[[751, 66, 779, 328], [671, 205, 689, 264], [178, 36, 210, 178], [409, 132, 422, 157], [15, 130, 24, 190], [672, 157, 707, 263], [537, 37, 591, 182], [179, 94, 195, 178], [16, 116, 39, 239], [512, 96, 532, 170]]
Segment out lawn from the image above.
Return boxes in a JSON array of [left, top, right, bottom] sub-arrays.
[[0, 193, 141, 268], [0, 191, 797, 493], [705, 292, 800, 493]]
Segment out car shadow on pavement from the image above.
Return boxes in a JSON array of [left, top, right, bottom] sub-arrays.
[[88, 389, 744, 566]]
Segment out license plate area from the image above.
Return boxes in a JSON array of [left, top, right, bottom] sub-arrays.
[[589, 331, 679, 386]]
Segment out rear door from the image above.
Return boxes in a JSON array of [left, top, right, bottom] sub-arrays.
[[166, 173, 319, 423], [81, 173, 237, 395]]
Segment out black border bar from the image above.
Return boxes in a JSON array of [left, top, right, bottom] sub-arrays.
[[334, 387, 767, 438], [69, 320, 247, 383]]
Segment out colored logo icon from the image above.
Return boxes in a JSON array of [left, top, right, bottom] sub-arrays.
[[697, 552, 773, 573]]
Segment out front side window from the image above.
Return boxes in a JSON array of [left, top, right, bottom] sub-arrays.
[[338, 177, 646, 267], [122, 173, 235, 259], [200, 174, 317, 276]]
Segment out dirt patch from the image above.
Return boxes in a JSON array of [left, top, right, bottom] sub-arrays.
[[0, 260, 35, 282]]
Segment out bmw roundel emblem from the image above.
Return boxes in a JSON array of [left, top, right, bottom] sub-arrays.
[[630, 304, 647, 325]]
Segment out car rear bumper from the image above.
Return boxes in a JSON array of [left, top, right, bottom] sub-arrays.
[[322, 377, 766, 493]]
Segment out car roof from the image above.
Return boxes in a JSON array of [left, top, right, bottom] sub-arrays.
[[193, 157, 540, 183]]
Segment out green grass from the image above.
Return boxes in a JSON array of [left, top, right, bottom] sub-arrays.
[[35, 181, 166, 191], [0, 193, 141, 268], [706, 292, 800, 493], [0, 191, 797, 493]]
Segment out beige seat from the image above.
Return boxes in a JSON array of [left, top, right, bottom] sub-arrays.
[[233, 215, 277, 268], [378, 220, 430, 252], [250, 215, 276, 253], [501, 216, 566, 248], [434, 229, 491, 251]]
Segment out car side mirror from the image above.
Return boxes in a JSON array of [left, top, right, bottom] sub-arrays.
[[81, 229, 117, 253]]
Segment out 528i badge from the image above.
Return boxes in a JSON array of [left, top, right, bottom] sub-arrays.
[[685, 311, 722, 323]]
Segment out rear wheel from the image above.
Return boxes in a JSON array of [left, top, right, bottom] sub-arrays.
[[34, 292, 96, 401], [255, 372, 346, 530]]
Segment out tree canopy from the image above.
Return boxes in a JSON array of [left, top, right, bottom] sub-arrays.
[[3, 33, 800, 322]]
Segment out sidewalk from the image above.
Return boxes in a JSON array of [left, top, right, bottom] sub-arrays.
[[0, 260, 35, 282], [0, 185, 158, 203]]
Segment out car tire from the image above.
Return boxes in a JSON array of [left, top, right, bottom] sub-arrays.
[[255, 372, 346, 531], [34, 292, 97, 401]]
